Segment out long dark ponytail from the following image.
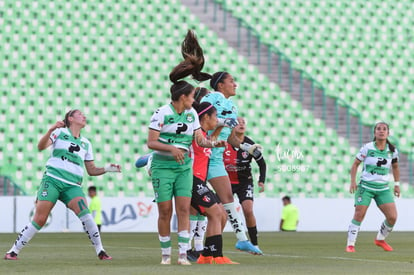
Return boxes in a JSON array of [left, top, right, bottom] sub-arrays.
[[169, 30, 212, 101]]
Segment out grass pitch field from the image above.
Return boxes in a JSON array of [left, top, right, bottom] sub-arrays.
[[1, 232, 414, 274]]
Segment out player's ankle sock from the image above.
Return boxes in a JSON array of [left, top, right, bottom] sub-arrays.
[[204, 235, 223, 257], [347, 219, 361, 246], [8, 221, 40, 254], [376, 220, 393, 240], [194, 219, 207, 251], [79, 213, 103, 254], [223, 202, 248, 241], [159, 235, 172, 256], [188, 215, 198, 248], [247, 226, 258, 246], [178, 230, 190, 255]]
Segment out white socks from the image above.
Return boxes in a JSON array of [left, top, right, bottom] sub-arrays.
[[223, 202, 248, 241], [159, 235, 172, 256], [347, 222, 360, 246], [8, 222, 39, 254], [376, 221, 393, 241], [178, 230, 190, 255], [194, 219, 207, 251], [80, 213, 103, 254]]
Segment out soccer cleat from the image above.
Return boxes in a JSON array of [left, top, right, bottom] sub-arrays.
[[375, 239, 393, 251], [98, 250, 112, 260], [345, 245, 355, 253], [160, 255, 171, 265], [177, 254, 191, 265], [235, 240, 263, 255], [196, 255, 214, 264], [186, 249, 201, 262], [212, 256, 239, 264], [4, 252, 18, 260]]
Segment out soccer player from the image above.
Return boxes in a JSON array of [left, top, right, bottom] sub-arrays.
[[4, 109, 121, 260], [88, 186, 102, 232], [200, 72, 263, 255], [346, 122, 400, 253], [147, 32, 223, 265], [191, 101, 238, 264], [223, 117, 266, 251]]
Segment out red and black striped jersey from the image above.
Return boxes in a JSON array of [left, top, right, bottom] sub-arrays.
[[223, 136, 266, 184], [190, 130, 211, 182]]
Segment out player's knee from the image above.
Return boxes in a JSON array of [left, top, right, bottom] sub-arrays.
[[387, 215, 397, 225], [32, 215, 48, 227]]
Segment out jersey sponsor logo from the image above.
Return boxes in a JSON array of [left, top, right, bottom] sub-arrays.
[[68, 143, 80, 153], [224, 149, 231, 156], [176, 122, 188, 134], [221, 110, 232, 116], [225, 164, 246, 172]]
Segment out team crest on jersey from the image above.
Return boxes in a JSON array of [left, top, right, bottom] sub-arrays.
[[186, 113, 194, 122], [81, 142, 86, 149], [357, 196, 362, 203], [41, 190, 48, 197], [242, 151, 249, 158]]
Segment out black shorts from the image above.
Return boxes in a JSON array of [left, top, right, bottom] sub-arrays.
[[191, 176, 220, 215], [232, 181, 254, 203]]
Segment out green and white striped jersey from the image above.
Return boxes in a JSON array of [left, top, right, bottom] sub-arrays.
[[45, 128, 93, 186], [149, 103, 200, 155], [356, 141, 398, 190]]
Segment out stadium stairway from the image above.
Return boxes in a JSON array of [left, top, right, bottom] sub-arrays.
[[180, 0, 411, 183]]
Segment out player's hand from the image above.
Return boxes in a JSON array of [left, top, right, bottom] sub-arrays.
[[171, 147, 185, 164], [349, 182, 357, 193], [394, 186, 400, 198], [104, 164, 121, 172], [217, 118, 238, 129], [240, 143, 262, 158], [223, 118, 238, 129], [213, 140, 226, 148], [50, 121, 65, 132], [258, 182, 265, 193]]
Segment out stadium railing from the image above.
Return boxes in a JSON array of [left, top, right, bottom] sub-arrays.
[[0, 175, 26, 196]]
